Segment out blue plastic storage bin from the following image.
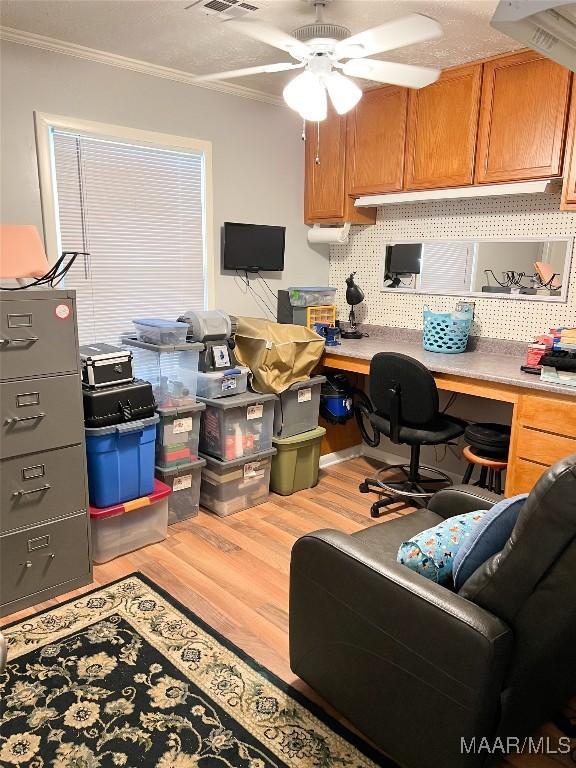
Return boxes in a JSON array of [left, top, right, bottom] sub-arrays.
[[85, 415, 159, 508]]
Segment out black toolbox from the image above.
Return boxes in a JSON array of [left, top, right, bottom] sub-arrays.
[[82, 379, 156, 427], [80, 343, 133, 388]]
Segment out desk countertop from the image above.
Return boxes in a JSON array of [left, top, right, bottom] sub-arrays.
[[324, 335, 575, 398]]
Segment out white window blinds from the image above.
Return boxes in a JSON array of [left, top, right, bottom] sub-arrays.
[[52, 130, 207, 345], [419, 241, 474, 294]]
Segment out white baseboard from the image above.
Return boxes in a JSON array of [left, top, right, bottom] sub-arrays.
[[362, 445, 462, 483], [319, 443, 462, 483], [319, 445, 363, 468]]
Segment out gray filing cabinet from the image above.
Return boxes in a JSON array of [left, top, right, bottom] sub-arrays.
[[0, 289, 92, 617]]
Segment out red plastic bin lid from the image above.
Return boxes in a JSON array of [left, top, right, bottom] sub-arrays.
[[90, 478, 172, 519]]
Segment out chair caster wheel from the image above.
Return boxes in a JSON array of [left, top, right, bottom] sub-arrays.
[[359, 482, 370, 493], [370, 504, 381, 518]]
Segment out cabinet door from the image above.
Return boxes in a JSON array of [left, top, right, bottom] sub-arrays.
[[561, 79, 576, 211], [404, 63, 482, 190], [304, 108, 347, 221], [475, 51, 571, 184], [347, 85, 408, 195]]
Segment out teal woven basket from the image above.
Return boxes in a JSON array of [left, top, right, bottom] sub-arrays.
[[423, 306, 472, 354]]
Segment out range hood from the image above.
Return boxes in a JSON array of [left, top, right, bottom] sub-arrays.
[[491, 0, 576, 72], [354, 179, 562, 207]]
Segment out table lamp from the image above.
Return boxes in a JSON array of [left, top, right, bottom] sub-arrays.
[[341, 271, 365, 340], [0, 225, 50, 284]]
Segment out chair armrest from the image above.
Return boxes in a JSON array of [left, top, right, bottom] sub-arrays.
[[290, 530, 513, 767], [428, 484, 501, 518]]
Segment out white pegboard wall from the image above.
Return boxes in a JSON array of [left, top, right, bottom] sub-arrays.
[[329, 193, 576, 341]]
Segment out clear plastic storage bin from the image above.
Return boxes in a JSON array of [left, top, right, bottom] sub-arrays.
[[156, 458, 205, 524], [273, 375, 326, 438], [156, 402, 205, 468], [132, 318, 189, 345], [122, 335, 201, 408], [199, 449, 275, 517], [90, 479, 170, 563], [199, 391, 276, 461], [196, 367, 249, 399], [289, 287, 337, 307]]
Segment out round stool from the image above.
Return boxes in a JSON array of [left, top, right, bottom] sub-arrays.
[[462, 445, 508, 494]]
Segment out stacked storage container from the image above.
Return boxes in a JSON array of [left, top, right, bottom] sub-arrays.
[[270, 375, 327, 496], [80, 339, 172, 562], [122, 331, 205, 526], [200, 450, 275, 517], [154, 402, 206, 524], [198, 391, 277, 515]]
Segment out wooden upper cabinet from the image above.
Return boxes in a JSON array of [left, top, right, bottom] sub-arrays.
[[304, 107, 347, 221], [404, 63, 482, 190], [347, 85, 408, 195], [304, 106, 375, 224], [561, 78, 576, 211], [475, 51, 572, 184]]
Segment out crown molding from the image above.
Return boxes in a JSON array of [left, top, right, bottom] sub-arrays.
[[0, 26, 286, 107]]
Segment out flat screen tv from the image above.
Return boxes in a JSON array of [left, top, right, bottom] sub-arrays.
[[223, 222, 285, 272], [387, 243, 422, 275]]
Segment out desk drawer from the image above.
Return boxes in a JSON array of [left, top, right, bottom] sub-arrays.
[[510, 458, 548, 494], [0, 445, 87, 533], [1, 295, 79, 380], [0, 513, 90, 607], [519, 395, 576, 437], [516, 426, 576, 467], [1, 374, 84, 458]]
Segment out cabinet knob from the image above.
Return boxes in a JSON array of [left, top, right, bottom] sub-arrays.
[[23, 561, 32, 569], [48, 553, 56, 560]]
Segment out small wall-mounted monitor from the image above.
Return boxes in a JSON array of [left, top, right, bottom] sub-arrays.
[[223, 222, 285, 273], [387, 243, 422, 274]]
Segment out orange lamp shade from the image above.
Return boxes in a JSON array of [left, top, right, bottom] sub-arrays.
[[0, 225, 50, 279]]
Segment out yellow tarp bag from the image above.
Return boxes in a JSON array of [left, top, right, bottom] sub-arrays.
[[234, 316, 325, 394]]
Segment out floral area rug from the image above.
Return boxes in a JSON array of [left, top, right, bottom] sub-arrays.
[[0, 573, 389, 768]]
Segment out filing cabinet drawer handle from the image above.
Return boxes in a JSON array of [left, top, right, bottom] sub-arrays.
[[12, 484, 51, 497], [5, 413, 46, 425], [0, 337, 40, 345]]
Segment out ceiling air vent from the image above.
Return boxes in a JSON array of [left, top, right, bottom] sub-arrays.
[[184, 0, 260, 20]]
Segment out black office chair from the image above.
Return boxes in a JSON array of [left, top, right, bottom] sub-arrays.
[[359, 352, 466, 516]]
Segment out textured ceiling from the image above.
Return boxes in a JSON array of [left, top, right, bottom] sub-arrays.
[[0, 0, 522, 96]]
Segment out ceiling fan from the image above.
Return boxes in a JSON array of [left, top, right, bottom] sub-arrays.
[[193, 0, 444, 121]]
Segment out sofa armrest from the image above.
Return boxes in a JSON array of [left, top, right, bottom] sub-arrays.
[[428, 484, 502, 518], [290, 530, 513, 768]]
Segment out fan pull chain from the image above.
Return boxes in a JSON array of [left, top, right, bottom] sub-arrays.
[[315, 121, 321, 165], [301, 118, 306, 142]]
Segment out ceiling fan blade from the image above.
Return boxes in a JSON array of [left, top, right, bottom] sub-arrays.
[[224, 18, 309, 59], [343, 58, 441, 88], [335, 13, 443, 59], [194, 62, 303, 82]]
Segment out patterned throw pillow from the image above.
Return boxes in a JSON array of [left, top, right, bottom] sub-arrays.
[[397, 510, 487, 585]]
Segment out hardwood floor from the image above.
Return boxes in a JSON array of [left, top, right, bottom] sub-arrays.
[[2, 456, 574, 767]]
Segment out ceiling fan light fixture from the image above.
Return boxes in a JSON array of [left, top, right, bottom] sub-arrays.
[[324, 71, 362, 114], [283, 70, 328, 121]]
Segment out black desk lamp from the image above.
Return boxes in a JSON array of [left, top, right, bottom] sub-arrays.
[[341, 271, 365, 340]]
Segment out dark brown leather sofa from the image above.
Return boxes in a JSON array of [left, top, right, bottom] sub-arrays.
[[289, 455, 576, 768]]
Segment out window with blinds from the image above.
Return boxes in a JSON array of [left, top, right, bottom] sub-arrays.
[[419, 241, 475, 294], [51, 130, 207, 345]]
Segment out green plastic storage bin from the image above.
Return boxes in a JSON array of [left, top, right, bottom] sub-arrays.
[[270, 426, 326, 496]]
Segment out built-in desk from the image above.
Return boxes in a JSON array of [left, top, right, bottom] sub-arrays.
[[322, 336, 576, 496]]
